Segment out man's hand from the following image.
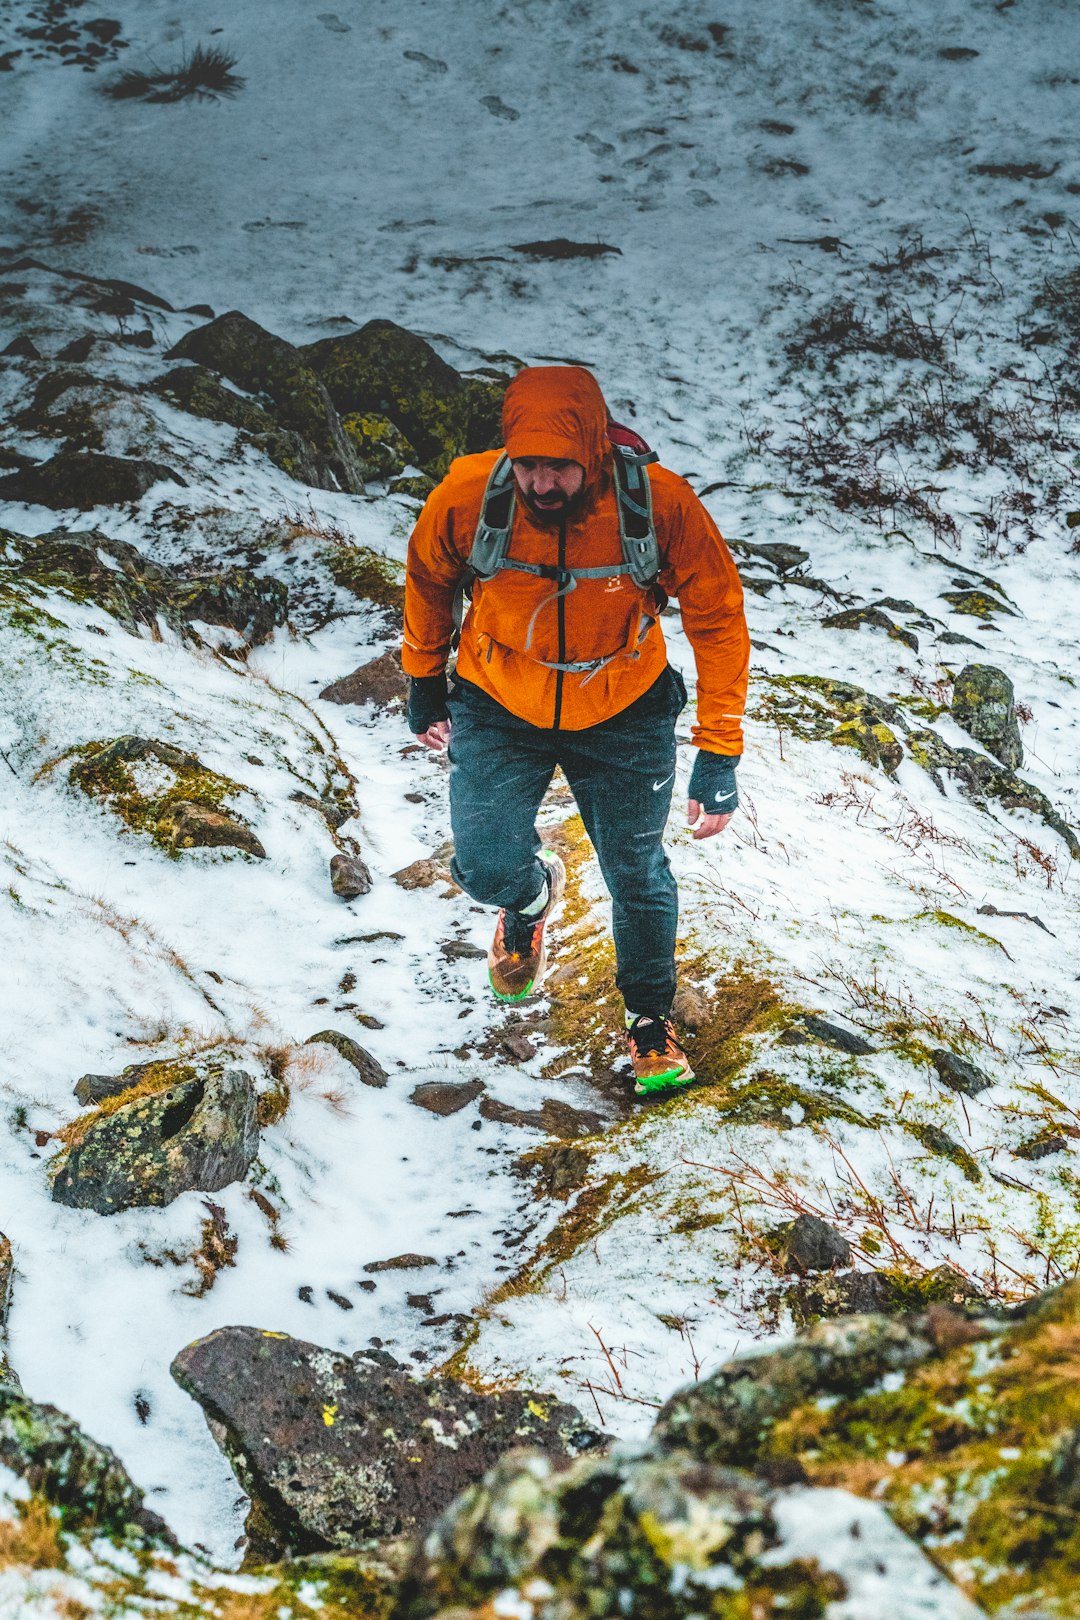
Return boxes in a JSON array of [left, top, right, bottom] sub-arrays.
[[687, 800, 735, 840], [416, 719, 451, 752]]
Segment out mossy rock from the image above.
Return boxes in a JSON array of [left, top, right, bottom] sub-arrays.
[[389, 471, 437, 500], [903, 1119, 981, 1183], [749, 674, 905, 774], [3, 528, 287, 643], [66, 734, 264, 856], [714, 1068, 872, 1130], [327, 543, 405, 615], [0, 449, 186, 509], [950, 662, 1022, 768], [940, 588, 1016, 619], [151, 362, 277, 434], [166, 311, 365, 494], [340, 410, 416, 480], [301, 320, 508, 479], [821, 605, 919, 653], [14, 368, 138, 450], [906, 727, 1078, 855], [50, 1056, 259, 1214]]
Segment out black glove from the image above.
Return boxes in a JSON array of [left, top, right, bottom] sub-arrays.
[[687, 750, 740, 815], [406, 673, 450, 735]]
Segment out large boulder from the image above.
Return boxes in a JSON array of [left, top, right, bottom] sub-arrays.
[[50, 1057, 259, 1214], [166, 312, 365, 494], [300, 320, 505, 478], [0, 449, 186, 509], [170, 1325, 604, 1559], [0, 1386, 170, 1539], [399, 1447, 843, 1620], [950, 663, 1023, 768]]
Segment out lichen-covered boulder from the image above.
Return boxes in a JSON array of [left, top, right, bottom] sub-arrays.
[[340, 409, 417, 480], [950, 663, 1023, 768], [822, 604, 919, 652], [65, 734, 264, 856], [653, 1310, 969, 1467], [0, 1386, 170, 1539], [171, 1327, 604, 1561], [0, 448, 186, 508], [399, 1447, 844, 1620], [301, 320, 506, 478], [50, 1058, 259, 1214], [151, 362, 277, 434], [906, 727, 1078, 855], [165, 312, 365, 494]]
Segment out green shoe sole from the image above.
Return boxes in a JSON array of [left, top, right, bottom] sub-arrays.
[[634, 1068, 696, 1096], [489, 971, 535, 1003]]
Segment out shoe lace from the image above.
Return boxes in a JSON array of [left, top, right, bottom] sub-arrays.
[[503, 910, 539, 957], [628, 1015, 674, 1058]]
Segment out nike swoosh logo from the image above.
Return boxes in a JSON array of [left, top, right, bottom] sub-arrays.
[[652, 772, 675, 791]]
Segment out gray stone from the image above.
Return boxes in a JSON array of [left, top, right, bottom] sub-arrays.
[[781, 1214, 851, 1273], [363, 1253, 437, 1273], [797, 1015, 876, 1055], [0, 1235, 11, 1337], [50, 1060, 259, 1215], [0, 449, 186, 509], [74, 1058, 168, 1107], [951, 664, 1023, 768], [156, 799, 266, 858], [931, 1048, 994, 1098], [330, 852, 372, 898], [822, 605, 919, 653], [305, 1030, 387, 1088], [170, 1325, 603, 1557]]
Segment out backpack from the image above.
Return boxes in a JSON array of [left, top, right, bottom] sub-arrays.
[[451, 424, 666, 676]]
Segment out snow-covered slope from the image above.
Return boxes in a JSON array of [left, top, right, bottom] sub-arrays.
[[1, 0, 1079, 1611]]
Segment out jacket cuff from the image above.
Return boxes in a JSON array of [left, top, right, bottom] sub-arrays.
[[406, 673, 449, 734], [688, 750, 740, 814]]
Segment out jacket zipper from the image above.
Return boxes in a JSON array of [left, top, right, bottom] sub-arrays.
[[553, 511, 566, 729]]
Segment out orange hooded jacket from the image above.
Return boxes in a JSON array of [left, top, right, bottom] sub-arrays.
[[402, 366, 750, 755]]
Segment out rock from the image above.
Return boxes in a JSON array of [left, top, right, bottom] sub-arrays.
[[320, 649, 407, 708], [340, 410, 417, 480], [671, 983, 712, 1031], [3, 528, 287, 643], [797, 1014, 876, 1055], [305, 1030, 388, 1088], [780, 1213, 851, 1273], [364, 1254, 438, 1273], [906, 727, 1079, 856], [169, 1326, 604, 1556], [410, 1079, 485, 1116], [2, 334, 40, 358], [931, 1048, 994, 1097], [653, 1312, 948, 1466], [151, 362, 277, 434], [300, 320, 505, 479], [156, 799, 267, 858], [941, 588, 1016, 618], [392, 858, 456, 891], [50, 1058, 259, 1215], [950, 663, 1023, 768], [389, 472, 436, 500], [0, 1386, 170, 1539], [439, 939, 486, 961], [165, 312, 364, 494], [479, 1096, 603, 1136], [66, 734, 263, 856], [728, 539, 809, 576], [0, 1235, 11, 1336], [1015, 1131, 1069, 1160], [401, 1446, 844, 1620], [822, 605, 919, 653], [74, 1057, 172, 1106], [330, 852, 373, 898], [0, 449, 186, 508]]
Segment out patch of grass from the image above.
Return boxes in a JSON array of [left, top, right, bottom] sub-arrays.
[[104, 43, 244, 102], [326, 543, 405, 613], [0, 1495, 64, 1571], [57, 1061, 198, 1150]]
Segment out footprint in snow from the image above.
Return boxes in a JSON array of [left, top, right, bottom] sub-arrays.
[[480, 94, 520, 121], [404, 49, 448, 73], [317, 12, 351, 31]]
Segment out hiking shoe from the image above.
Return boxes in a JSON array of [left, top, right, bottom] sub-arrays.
[[627, 1014, 695, 1095], [488, 850, 566, 1002]]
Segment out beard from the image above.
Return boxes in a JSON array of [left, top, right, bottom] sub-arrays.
[[520, 485, 586, 523]]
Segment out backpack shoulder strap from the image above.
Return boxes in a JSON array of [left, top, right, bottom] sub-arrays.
[[612, 443, 661, 588], [467, 453, 516, 583]]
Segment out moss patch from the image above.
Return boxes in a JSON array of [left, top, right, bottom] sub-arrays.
[[326, 543, 405, 614]]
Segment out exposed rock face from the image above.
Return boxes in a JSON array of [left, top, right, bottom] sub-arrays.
[[305, 1030, 388, 1087], [410, 1079, 485, 1116], [170, 1326, 604, 1557], [156, 798, 267, 857], [0, 448, 186, 508], [931, 1048, 994, 1097], [399, 1447, 842, 1620], [50, 1059, 259, 1214], [320, 649, 408, 708], [779, 1213, 852, 1273], [0, 1386, 170, 1539], [906, 726, 1078, 855], [822, 603, 919, 652], [950, 663, 1023, 768], [1, 528, 288, 643], [165, 311, 365, 494]]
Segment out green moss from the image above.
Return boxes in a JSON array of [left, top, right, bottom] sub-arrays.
[[903, 1119, 981, 1183], [712, 1069, 873, 1130], [749, 674, 905, 774], [326, 543, 405, 613], [913, 908, 1010, 954], [62, 735, 259, 856]]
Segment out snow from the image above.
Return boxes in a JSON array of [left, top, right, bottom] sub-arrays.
[[1, 0, 1078, 1610]]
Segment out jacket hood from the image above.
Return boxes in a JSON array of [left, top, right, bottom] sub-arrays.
[[501, 365, 610, 487]]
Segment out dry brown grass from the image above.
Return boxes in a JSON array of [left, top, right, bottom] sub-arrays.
[[0, 1496, 64, 1571]]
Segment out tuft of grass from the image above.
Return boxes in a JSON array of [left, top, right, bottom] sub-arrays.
[[0, 1496, 64, 1571], [105, 43, 244, 102]]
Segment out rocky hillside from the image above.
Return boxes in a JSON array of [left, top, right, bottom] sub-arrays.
[[2, 0, 1080, 1612]]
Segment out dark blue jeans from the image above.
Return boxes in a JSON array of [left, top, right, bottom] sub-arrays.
[[446, 666, 687, 1016]]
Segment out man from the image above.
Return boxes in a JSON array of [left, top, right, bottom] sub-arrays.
[[402, 365, 749, 1095]]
